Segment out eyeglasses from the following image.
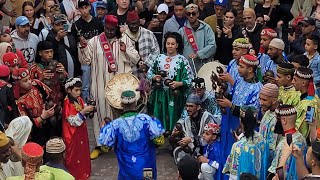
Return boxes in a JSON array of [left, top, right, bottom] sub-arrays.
[[186, 12, 197, 17]]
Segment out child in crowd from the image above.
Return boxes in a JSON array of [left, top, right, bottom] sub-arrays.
[[304, 35, 320, 96], [291, 54, 309, 70], [198, 123, 222, 180], [30, 40, 67, 105], [62, 77, 95, 180]]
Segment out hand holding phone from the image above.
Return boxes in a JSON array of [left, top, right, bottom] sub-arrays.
[[63, 24, 69, 31], [305, 106, 315, 123], [286, 133, 292, 146], [276, 166, 285, 180]]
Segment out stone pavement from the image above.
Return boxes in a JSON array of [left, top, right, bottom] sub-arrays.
[[87, 119, 178, 180]]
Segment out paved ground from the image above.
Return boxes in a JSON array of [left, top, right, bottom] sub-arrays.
[[87, 119, 178, 180]]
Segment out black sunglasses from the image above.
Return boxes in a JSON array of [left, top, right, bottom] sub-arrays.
[[186, 12, 197, 17]]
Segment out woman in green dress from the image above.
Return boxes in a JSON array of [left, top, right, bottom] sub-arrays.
[[147, 32, 194, 130]]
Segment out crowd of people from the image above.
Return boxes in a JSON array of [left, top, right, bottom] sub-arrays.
[[0, 0, 320, 179]]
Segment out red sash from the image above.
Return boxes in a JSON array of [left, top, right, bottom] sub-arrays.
[[99, 33, 117, 72], [184, 27, 198, 53]]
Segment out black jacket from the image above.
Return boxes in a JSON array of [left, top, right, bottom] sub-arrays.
[[45, 30, 82, 77], [215, 25, 242, 65]]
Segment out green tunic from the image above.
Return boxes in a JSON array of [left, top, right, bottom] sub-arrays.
[[278, 86, 301, 106], [147, 54, 193, 130], [296, 95, 319, 137]]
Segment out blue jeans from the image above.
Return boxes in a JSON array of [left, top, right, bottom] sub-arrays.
[[81, 65, 91, 102]]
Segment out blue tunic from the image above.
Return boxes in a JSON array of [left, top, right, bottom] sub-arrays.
[[220, 78, 263, 169], [99, 113, 165, 180], [223, 131, 265, 179], [203, 140, 223, 180], [226, 59, 240, 94], [259, 53, 288, 77]]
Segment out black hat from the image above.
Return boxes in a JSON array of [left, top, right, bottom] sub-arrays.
[[298, 17, 316, 26], [78, 0, 90, 8], [37, 41, 53, 51]]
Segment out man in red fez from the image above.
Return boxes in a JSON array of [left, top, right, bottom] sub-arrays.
[[14, 68, 57, 147], [79, 14, 140, 160], [0, 65, 18, 130], [217, 54, 263, 163], [72, 0, 104, 102], [122, 10, 160, 69]]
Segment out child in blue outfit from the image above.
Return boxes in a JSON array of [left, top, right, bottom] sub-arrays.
[[304, 35, 320, 96], [198, 123, 223, 180]]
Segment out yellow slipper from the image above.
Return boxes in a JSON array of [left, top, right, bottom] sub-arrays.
[[90, 149, 101, 160]]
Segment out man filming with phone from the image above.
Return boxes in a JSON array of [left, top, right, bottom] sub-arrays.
[[274, 138, 320, 180], [268, 105, 307, 180], [45, 14, 82, 78]]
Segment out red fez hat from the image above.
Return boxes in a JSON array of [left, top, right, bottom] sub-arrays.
[[0, 65, 10, 77], [22, 142, 44, 163], [127, 10, 139, 23], [260, 28, 277, 38], [22, 142, 44, 179], [12, 68, 29, 80], [105, 15, 118, 27], [239, 54, 259, 67], [2, 52, 18, 67]]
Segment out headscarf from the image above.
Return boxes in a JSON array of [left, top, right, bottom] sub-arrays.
[[0, 42, 12, 64], [3, 116, 33, 177], [5, 116, 32, 148]]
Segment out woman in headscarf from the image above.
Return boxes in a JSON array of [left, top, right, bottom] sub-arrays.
[[0, 42, 28, 68], [3, 116, 33, 177]]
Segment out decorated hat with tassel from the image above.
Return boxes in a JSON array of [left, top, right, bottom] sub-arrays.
[[295, 67, 315, 96]]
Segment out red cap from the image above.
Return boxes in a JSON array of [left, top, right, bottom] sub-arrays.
[[2, 52, 18, 67], [0, 65, 10, 77], [239, 54, 259, 67], [12, 68, 29, 80], [105, 15, 118, 27], [127, 10, 139, 23], [260, 28, 277, 38]]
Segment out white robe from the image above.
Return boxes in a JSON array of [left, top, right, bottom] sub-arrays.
[[79, 34, 140, 146], [3, 116, 32, 177]]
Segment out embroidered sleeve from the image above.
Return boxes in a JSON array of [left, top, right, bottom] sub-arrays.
[[146, 55, 159, 80], [222, 143, 237, 174], [208, 160, 219, 169], [147, 116, 165, 140], [181, 57, 194, 87], [17, 103, 42, 128], [99, 122, 116, 147], [67, 112, 86, 127]]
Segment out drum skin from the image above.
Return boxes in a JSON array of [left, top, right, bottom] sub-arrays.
[[105, 73, 141, 109], [197, 61, 226, 92]]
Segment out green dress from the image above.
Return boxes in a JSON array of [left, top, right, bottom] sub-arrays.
[[147, 54, 193, 130]]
